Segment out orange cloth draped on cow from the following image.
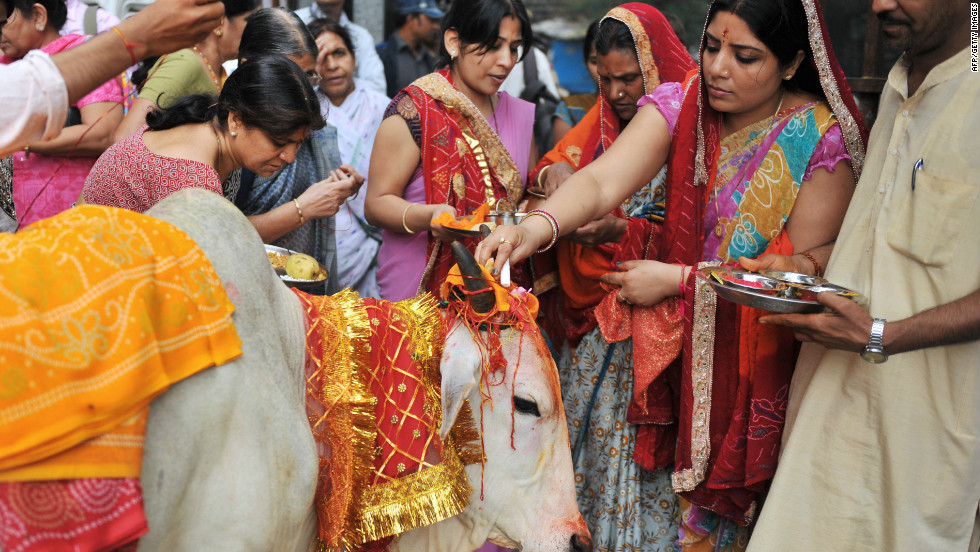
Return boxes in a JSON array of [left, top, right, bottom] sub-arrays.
[[296, 289, 479, 551], [0, 205, 241, 480], [528, 4, 695, 345]]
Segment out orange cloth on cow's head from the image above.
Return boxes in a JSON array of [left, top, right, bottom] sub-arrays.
[[0, 205, 242, 480], [440, 261, 539, 322]]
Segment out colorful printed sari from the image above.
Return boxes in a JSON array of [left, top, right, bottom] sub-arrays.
[[531, 5, 695, 552], [597, 0, 868, 548]]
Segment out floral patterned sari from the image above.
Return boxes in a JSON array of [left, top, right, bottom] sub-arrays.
[[595, 0, 868, 549]]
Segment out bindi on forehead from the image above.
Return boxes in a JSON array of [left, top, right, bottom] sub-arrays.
[[722, 28, 730, 40]]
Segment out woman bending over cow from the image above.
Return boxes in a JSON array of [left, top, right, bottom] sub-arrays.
[[232, 8, 364, 295], [478, 0, 867, 548], [82, 55, 324, 216]]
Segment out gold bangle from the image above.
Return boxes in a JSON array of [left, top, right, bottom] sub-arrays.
[[293, 198, 305, 225], [535, 164, 551, 188], [401, 203, 415, 234]]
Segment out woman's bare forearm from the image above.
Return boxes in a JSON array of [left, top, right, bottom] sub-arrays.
[[52, 0, 224, 104]]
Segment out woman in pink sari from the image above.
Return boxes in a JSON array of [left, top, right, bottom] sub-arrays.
[[0, 0, 125, 227], [478, 0, 867, 548], [364, 0, 535, 301]]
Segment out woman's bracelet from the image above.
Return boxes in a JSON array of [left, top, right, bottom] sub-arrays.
[[678, 265, 689, 298], [293, 198, 305, 225], [535, 164, 552, 188], [678, 265, 690, 320], [111, 26, 138, 65], [401, 203, 415, 234], [523, 209, 559, 253], [800, 251, 823, 277]]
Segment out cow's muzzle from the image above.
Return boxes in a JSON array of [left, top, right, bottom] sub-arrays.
[[570, 533, 592, 552]]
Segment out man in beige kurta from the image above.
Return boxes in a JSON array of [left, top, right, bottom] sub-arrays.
[[747, 0, 980, 549]]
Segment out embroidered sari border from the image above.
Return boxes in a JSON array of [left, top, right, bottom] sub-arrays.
[[672, 261, 720, 492]]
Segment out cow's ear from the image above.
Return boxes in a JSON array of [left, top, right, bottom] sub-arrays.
[[439, 331, 482, 440]]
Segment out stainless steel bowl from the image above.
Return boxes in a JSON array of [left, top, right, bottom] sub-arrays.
[[488, 211, 527, 226]]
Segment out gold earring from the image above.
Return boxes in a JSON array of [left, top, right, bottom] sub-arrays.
[[215, 28, 223, 37]]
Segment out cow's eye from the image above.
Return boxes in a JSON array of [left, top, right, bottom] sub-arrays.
[[513, 396, 541, 417]]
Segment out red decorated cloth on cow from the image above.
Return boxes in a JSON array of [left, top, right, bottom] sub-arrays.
[[296, 289, 477, 551], [0, 205, 243, 551]]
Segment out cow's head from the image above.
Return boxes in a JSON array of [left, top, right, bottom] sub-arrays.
[[437, 243, 591, 552]]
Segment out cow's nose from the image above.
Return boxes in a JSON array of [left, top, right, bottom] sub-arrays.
[[571, 533, 592, 552]]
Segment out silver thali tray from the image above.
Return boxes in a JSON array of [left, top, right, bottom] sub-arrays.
[[265, 244, 327, 290], [699, 266, 866, 314]]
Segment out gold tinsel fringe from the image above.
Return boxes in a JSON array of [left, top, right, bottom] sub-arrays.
[[313, 289, 378, 550], [335, 289, 379, 549], [351, 449, 472, 545], [400, 293, 446, 440], [405, 294, 482, 464]]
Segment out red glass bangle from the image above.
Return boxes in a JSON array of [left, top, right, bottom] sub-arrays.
[[523, 209, 559, 253]]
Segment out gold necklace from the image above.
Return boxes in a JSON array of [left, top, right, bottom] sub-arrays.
[[712, 91, 786, 238], [193, 45, 221, 91]]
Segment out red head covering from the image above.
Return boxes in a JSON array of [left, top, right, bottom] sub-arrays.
[[594, 3, 697, 153], [532, 3, 695, 346]]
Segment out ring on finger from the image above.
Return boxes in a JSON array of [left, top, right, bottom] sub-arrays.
[[618, 291, 632, 305], [499, 238, 512, 245]]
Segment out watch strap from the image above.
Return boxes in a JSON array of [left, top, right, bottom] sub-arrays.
[[868, 318, 886, 349]]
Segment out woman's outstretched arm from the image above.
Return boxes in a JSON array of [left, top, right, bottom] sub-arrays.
[[476, 103, 672, 272]]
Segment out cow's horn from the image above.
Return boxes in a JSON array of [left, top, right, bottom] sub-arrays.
[[450, 241, 496, 314]]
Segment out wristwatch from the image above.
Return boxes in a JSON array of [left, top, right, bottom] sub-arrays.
[[860, 317, 888, 364]]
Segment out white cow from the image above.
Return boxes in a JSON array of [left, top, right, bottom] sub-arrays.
[[135, 189, 591, 552]]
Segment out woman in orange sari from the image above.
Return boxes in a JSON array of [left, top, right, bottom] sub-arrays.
[[528, 4, 694, 551], [478, 0, 867, 548]]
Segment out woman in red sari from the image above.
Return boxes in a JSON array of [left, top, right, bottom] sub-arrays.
[[478, 0, 868, 548], [365, 0, 536, 301], [528, 5, 695, 551]]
